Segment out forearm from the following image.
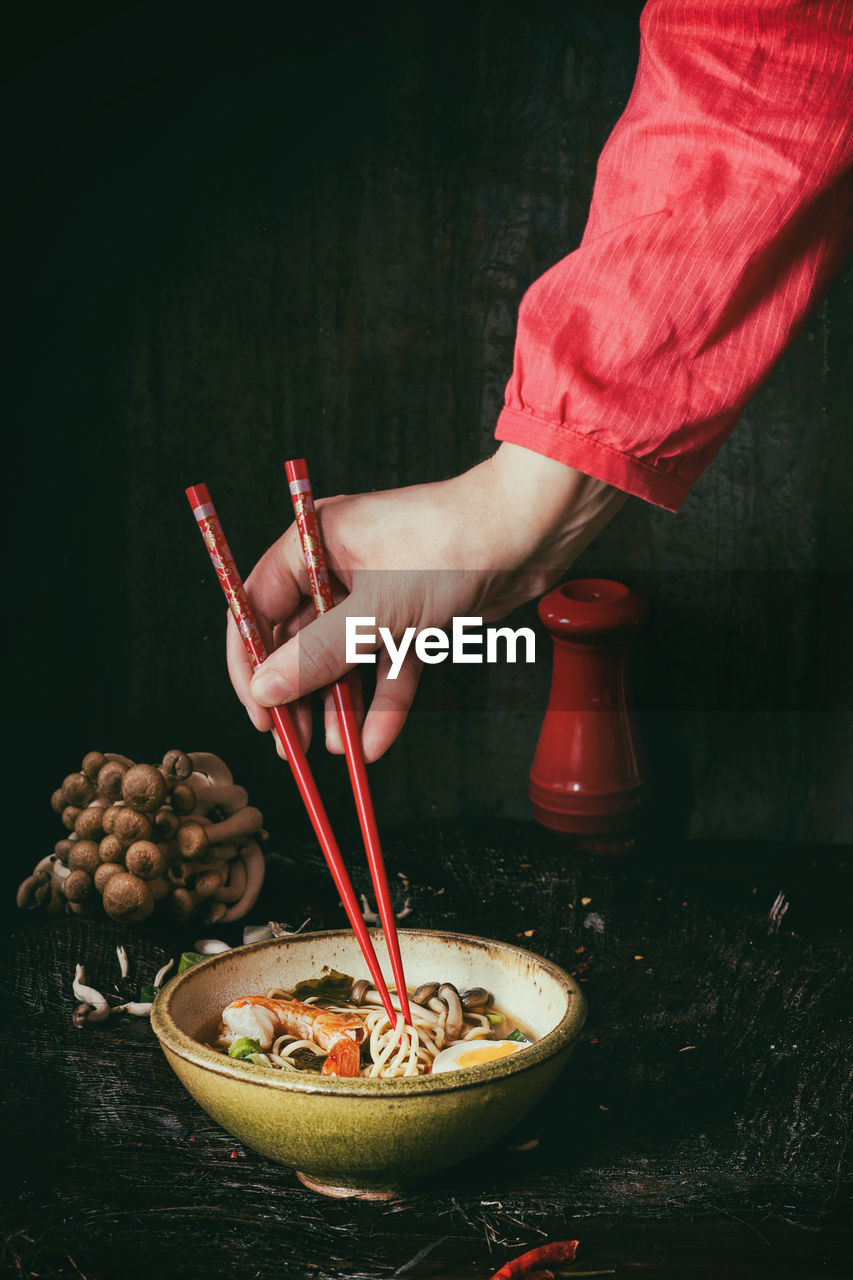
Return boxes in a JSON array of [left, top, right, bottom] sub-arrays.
[[497, 0, 853, 510]]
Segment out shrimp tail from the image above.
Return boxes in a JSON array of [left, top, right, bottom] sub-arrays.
[[321, 1037, 362, 1077]]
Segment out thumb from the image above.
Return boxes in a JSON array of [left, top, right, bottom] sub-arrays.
[[249, 598, 377, 706]]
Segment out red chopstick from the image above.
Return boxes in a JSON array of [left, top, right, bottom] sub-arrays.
[[185, 482, 400, 1027], [284, 459, 413, 1026]]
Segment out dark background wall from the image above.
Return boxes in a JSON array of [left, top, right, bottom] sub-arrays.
[[7, 0, 852, 878]]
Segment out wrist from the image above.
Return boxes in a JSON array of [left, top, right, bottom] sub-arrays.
[[487, 442, 627, 571]]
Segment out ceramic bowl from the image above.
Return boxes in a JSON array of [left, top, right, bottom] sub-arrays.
[[151, 928, 586, 1197]]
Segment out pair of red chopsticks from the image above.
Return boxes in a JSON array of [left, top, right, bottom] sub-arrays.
[[185, 463, 411, 1028]]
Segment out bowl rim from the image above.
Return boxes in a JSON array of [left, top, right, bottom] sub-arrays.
[[151, 927, 587, 1096]]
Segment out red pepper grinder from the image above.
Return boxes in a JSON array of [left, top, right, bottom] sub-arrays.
[[530, 578, 650, 853]]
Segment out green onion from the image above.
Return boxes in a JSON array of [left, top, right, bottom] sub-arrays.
[[139, 984, 159, 1003], [178, 951, 205, 973], [506, 1028, 529, 1043], [487, 1013, 504, 1025], [228, 1037, 261, 1060], [246, 1053, 273, 1068]]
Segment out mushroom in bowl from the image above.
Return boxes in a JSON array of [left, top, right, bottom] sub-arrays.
[[150, 928, 586, 1198]]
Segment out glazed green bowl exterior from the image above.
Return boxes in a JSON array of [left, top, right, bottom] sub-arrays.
[[151, 928, 586, 1194]]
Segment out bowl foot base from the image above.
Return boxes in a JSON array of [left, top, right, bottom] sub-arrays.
[[296, 1171, 401, 1200]]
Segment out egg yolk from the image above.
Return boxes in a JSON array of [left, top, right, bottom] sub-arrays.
[[455, 1041, 522, 1068]]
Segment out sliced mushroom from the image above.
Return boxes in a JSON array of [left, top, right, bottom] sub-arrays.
[[460, 987, 491, 1010], [437, 983, 464, 1041]]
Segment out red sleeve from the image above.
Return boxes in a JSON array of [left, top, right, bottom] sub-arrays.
[[495, 0, 853, 511]]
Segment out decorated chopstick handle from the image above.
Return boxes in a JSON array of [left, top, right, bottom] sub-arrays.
[[186, 483, 268, 669], [285, 459, 334, 613]]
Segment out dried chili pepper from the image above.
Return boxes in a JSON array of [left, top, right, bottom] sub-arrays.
[[488, 1239, 579, 1279]]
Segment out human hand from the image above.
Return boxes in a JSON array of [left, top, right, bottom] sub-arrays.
[[227, 443, 627, 760]]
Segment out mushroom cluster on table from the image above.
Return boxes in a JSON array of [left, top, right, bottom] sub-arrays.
[[17, 750, 268, 924]]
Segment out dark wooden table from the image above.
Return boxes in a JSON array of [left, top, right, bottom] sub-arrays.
[[3, 820, 851, 1279]]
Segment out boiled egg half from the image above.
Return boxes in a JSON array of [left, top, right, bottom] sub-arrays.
[[431, 1039, 526, 1074]]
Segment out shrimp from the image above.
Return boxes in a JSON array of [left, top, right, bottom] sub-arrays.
[[221, 995, 366, 1077]]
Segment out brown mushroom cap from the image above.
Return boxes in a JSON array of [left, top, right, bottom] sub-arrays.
[[98, 833, 127, 864], [74, 807, 105, 842], [351, 979, 372, 1006], [62, 772, 96, 807], [121, 764, 168, 814], [153, 808, 181, 840], [112, 808, 153, 843], [64, 869, 95, 903], [177, 821, 209, 860], [162, 749, 193, 781], [50, 789, 66, 815], [81, 751, 107, 780], [412, 982, 440, 1006], [94, 862, 125, 893], [97, 760, 128, 799], [170, 783, 196, 816], [61, 806, 82, 831], [68, 841, 101, 875], [124, 840, 168, 881], [100, 805, 119, 834], [192, 869, 224, 899], [54, 837, 74, 860], [102, 872, 154, 923], [460, 987, 491, 1010]]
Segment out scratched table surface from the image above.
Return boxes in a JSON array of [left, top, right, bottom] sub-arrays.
[[2, 820, 851, 1280]]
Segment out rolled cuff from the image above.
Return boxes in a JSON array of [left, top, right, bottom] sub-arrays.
[[494, 405, 691, 513]]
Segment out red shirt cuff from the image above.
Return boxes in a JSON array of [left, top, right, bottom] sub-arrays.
[[494, 405, 690, 513]]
